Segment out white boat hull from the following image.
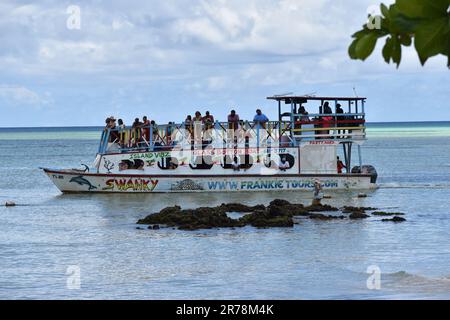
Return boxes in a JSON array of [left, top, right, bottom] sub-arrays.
[[43, 168, 377, 193]]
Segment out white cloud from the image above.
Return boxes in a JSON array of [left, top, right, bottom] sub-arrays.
[[0, 84, 51, 106]]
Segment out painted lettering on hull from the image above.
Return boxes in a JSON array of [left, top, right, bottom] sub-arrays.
[[102, 178, 158, 192], [207, 179, 339, 191]]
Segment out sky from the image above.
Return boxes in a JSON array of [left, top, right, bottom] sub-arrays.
[[0, 0, 449, 127]]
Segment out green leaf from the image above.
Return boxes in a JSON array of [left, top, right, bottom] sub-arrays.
[[392, 14, 422, 33], [382, 37, 394, 63], [399, 34, 412, 46], [381, 3, 390, 18], [397, 0, 450, 19], [391, 36, 402, 67], [415, 17, 450, 65], [348, 38, 358, 59], [354, 33, 379, 60]]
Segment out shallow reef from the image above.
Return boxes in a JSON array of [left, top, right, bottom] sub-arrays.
[[136, 200, 406, 230]]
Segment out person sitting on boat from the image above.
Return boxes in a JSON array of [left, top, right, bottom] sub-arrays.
[[253, 109, 269, 128], [337, 156, 346, 174], [228, 109, 240, 131], [278, 156, 290, 171]]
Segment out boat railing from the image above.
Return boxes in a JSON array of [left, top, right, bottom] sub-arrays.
[[98, 115, 365, 154]]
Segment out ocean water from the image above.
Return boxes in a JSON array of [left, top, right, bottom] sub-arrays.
[[1, 122, 450, 300]]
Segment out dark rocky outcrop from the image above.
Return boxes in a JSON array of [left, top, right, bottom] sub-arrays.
[[137, 205, 244, 230], [239, 209, 294, 228], [349, 212, 370, 219], [136, 200, 404, 230], [218, 203, 265, 213], [342, 206, 377, 213], [305, 203, 339, 212], [382, 216, 406, 222], [372, 211, 405, 216], [309, 213, 346, 220]]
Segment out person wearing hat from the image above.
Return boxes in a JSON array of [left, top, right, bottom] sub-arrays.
[[108, 116, 119, 143]]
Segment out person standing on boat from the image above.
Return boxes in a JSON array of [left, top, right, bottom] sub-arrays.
[[142, 116, 151, 143], [321, 102, 334, 139], [337, 156, 346, 174], [131, 117, 143, 148], [117, 119, 127, 149], [193, 111, 203, 122], [253, 109, 269, 129], [108, 116, 119, 143], [227, 109, 240, 131], [202, 111, 214, 129]]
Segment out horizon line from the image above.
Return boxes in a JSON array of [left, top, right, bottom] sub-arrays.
[[1, 120, 450, 130]]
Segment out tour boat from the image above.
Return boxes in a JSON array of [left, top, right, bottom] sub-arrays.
[[42, 95, 378, 193]]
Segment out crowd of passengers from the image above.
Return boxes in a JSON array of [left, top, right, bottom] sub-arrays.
[[104, 102, 357, 147]]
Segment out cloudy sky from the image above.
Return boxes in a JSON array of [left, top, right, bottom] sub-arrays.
[[0, 0, 449, 127]]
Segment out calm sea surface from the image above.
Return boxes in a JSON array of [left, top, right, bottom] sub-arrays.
[[1, 122, 450, 299]]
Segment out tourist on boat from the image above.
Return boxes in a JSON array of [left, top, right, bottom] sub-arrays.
[[253, 109, 269, 128], [184, 115, 192, 130], [228, 109, 240, 131], [203, 111, 214, 129], [131, 117, 143, 147], [193, 111, 203, 122], [278, 157, 290, 171], [321, 102, 334, 138], [337, 156, 346, 173], [299, 106, 310, 121], [117, 119, 128, 148], [142, 116, 151, 142], [108, 116, 120, 143]]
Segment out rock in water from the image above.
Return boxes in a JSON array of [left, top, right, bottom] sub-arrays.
[[372, 211, 405, 216], [349, 212, 370, 219], [5, 201, 16, 207], [382, 216, 406, 222]]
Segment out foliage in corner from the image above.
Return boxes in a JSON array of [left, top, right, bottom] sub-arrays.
[[349, 0, 450, 68]]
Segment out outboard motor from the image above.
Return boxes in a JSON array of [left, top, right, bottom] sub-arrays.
[[351, 165, 378, 184]]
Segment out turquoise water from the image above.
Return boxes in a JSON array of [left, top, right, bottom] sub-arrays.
[[1, 122, 450, 299]]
